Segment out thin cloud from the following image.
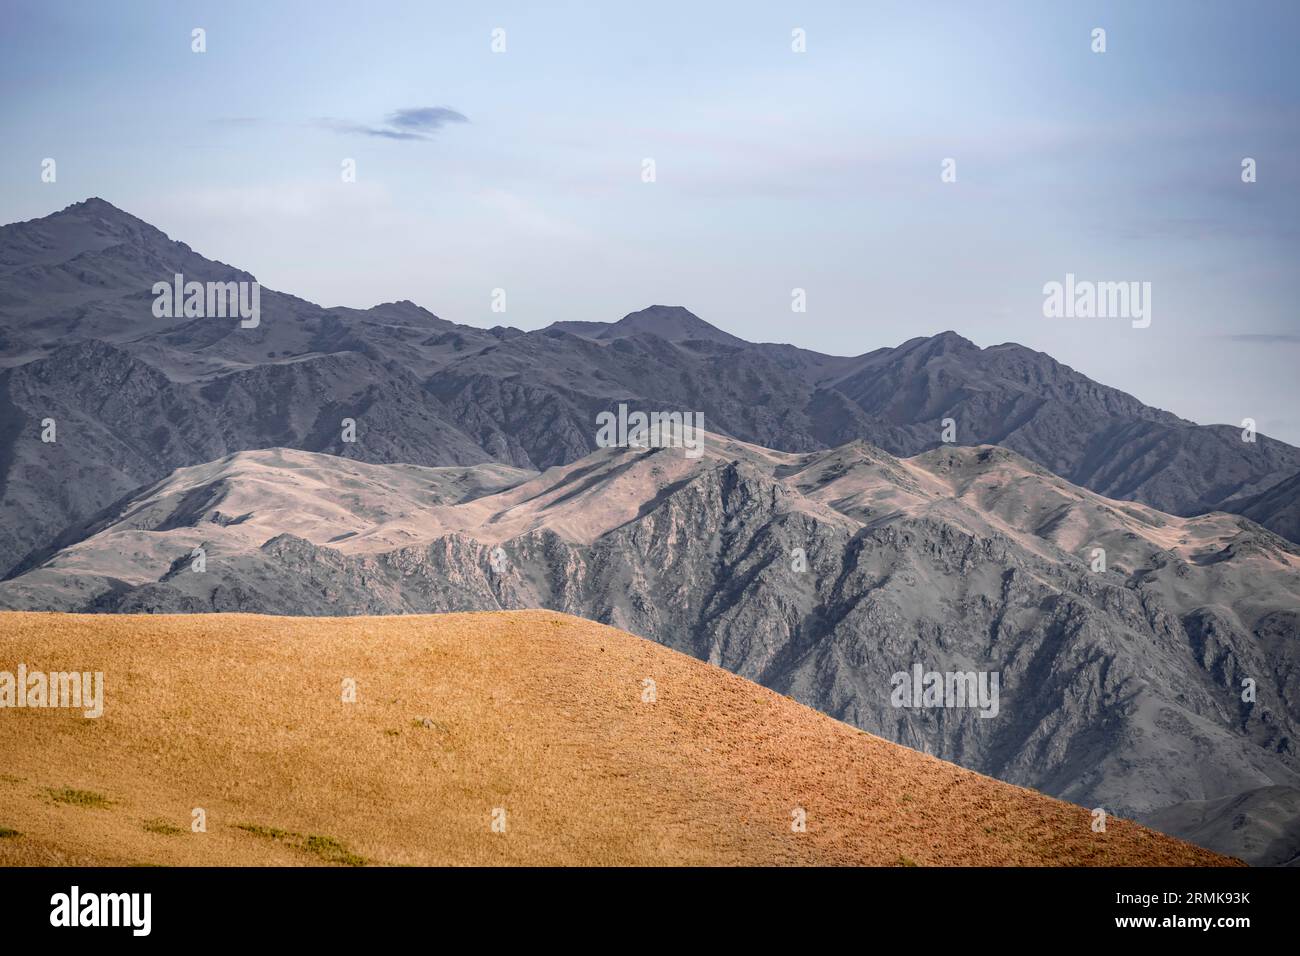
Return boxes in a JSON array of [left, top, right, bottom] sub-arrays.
[[1220, 333, 1300, 344], [315, 107, 469, 141], [387, 107, 468, 131]]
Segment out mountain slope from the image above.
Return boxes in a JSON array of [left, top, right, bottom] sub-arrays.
[[1237, 471, 1300, 545], [4, 436, 1297, 862], [1145, 786, 1300, 867], [2, 198, 1296, 568], [428, 322, 1300, 519], [0, 610, 1234, 866], [0, 340, 489, 576]]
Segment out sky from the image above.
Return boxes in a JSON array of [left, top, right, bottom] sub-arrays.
[[1, 0, 1297, 441]]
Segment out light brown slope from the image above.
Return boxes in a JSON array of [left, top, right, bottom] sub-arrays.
[[0, 611, 1235, 867], [18, 437, 1296, 606]]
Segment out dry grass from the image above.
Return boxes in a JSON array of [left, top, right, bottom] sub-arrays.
[[0, 610, 1236, 866]]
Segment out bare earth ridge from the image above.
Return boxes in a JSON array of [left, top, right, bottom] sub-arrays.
[[0, 610, 1236, 866]]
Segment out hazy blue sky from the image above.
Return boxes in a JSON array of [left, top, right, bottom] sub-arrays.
[[2, 0, 1297, 440]]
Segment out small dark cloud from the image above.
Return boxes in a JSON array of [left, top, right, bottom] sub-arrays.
[[387, 107, 468, 131], [1220, 333, 1300, 344], [314, 119, 424, 140], [315, 107, 468, 142]]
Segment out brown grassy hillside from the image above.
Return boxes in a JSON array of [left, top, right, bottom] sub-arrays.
[[0, 610, 1236, 866]]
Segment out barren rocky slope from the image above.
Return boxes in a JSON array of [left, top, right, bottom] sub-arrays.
[[1145, 785, 1300, 867], [2, 198, 1297, 582]]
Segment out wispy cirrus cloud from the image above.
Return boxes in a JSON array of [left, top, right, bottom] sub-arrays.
[[1220, 333, 1300, 344], [387, 107, 468, 132], [314, 107, 469, 141]]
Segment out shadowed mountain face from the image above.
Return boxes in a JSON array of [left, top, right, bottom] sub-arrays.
[[0, 340, 491, 579], [1, 199, 1298, 580], [3, 437, 1297, 863], [1237, 472, 1300, 546], [1145, 785, 1300, 867]]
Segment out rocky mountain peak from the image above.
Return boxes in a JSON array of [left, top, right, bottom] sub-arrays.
[[604, 305, 746, 345]]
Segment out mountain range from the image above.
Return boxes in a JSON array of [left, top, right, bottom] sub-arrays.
[[4, 200, 1299, 580], [2, 198, 1299, 864], [3, 434, 1298, 862]]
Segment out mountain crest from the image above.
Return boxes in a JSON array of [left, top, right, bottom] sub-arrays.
[[607, 305, 745, 345]]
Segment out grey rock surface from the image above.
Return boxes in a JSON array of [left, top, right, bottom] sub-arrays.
[[2, 199, 1298, 582], [3, 438, 1297, 862]]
